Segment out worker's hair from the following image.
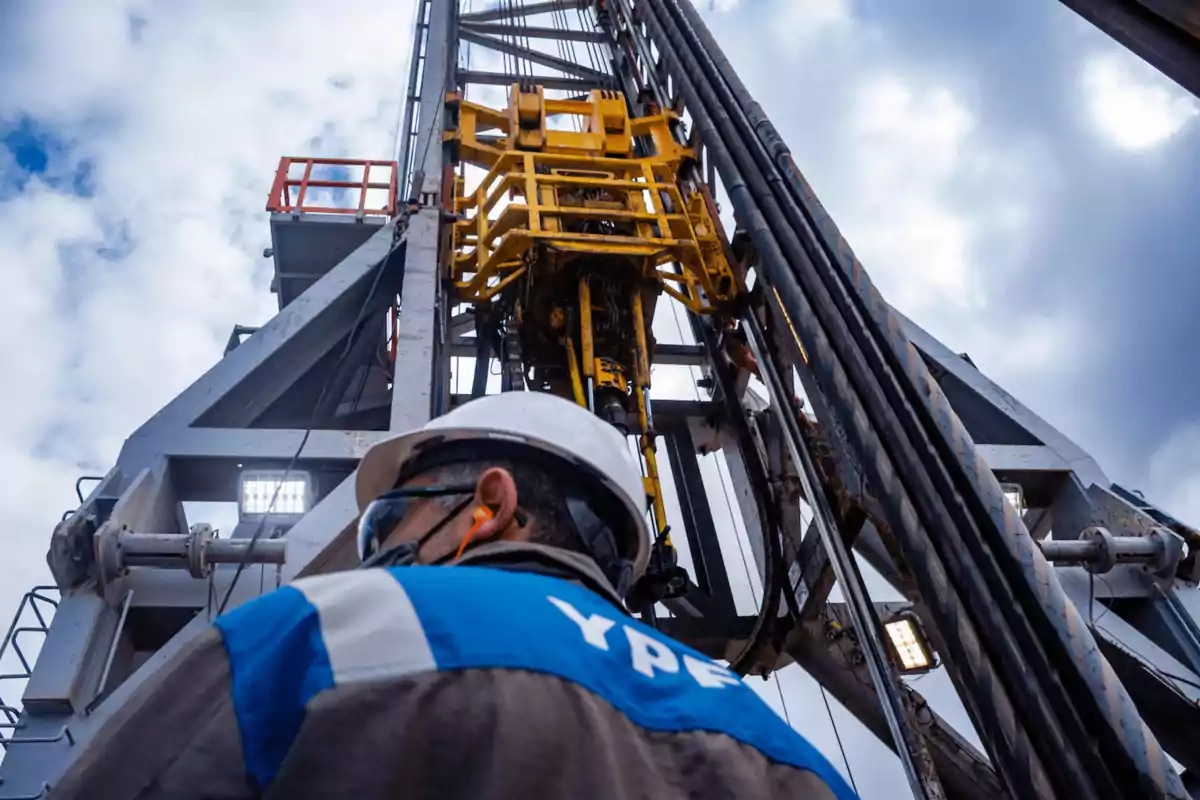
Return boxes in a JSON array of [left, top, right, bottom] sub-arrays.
[[420, 461, 588, 554]]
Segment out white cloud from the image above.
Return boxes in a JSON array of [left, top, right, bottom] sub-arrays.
[[794, 71, 1094, 404], [707, 0, 849, 44], [840, 76, 990, 316], [1082, 51, 1199, 150], [1148, 421, 1200, 524], [2, 4, 1185, 796], [0, 0, 410, 617], [771, 0, 849, 32]]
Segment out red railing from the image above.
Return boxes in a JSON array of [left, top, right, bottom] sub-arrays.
[[267, 157, 398, 217]]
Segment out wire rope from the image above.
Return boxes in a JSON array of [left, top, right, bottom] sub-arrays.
[[821, 684, 860, 796]]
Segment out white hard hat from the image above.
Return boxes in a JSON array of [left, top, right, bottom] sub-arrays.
[[356, 392, 651, 579]]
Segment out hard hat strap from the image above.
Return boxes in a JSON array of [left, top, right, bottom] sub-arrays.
[[564, 496, 634, 597]]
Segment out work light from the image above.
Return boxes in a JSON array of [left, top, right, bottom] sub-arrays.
[[239, 470, 311, 519], [885, 611, 936, 674]]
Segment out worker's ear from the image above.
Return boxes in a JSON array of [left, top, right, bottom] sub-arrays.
[[471, 467, 518, 541]]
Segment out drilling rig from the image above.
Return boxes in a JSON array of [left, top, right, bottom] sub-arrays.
[[446, 83, 743, 597], [2, 1, 1200, 799]]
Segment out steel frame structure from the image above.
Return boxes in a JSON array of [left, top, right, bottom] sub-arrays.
[[1058, 0, 1200, 97], [2, 1, 1199, 799]]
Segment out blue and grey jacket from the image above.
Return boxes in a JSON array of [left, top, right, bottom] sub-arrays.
[[53, 544, 858, 799]]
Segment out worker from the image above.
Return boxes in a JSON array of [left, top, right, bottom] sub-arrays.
[[52, 392, 859, 800]]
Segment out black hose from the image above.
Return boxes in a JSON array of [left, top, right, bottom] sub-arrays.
[[663, 2, 1173, 796], [630, 1, 1057, 797], [651, 5, 1107, 798]]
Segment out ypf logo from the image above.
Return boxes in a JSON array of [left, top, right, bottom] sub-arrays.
[[547, 595, 742, 689]]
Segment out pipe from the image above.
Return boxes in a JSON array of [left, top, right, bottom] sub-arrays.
[[564, 337, 588, 408], [87, 589, 133, 713], [1039, 535, 1160, 569], [118, 533, 188, 557], [650, 2, 1171, 797], [1041, 540, 1110, 562], [664, 3, 1180, 796], [579, 276, 594, 377], [205, 539, 288, 565], [631, 289, 651, 388], [116, 533, 287, 567], [628, 2, 1051, 797], [630, 7, 931, 791]]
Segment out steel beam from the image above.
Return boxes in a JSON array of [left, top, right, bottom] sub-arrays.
[[792, 507, 871, 619], [391, 213, 440, 431], [398, 0, 432, 192], [391, 0, 455, 432], [459, 69, 601, 91], [447, 341, 706, 364], [1059, 0, 1200, 98], [662, 423, 736, 617], [718, 426, 767, 583], [898, 310, 1109, 491], [125, 428, 388, 464], [448, 310, 475, 339], [459, 29, 607, 80], [460, 0, 587, 23], [974, 444, 1071, 472], [127, 226, 400, 436], [450, 395, 715, 421], [1058, 583, 1200, 773], [460, 21, 606, 43], [653, 343, 707, 365]]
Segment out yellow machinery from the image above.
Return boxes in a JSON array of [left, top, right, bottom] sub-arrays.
[[447, 85, 742, 559]]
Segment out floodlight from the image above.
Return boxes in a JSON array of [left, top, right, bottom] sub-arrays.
[[885, 611, 936, 674], [1000, 482, 1026, 516], [239, 470, 311, 519]]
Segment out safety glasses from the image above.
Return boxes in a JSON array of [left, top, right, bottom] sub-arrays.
[[356, 484, 478, 562]]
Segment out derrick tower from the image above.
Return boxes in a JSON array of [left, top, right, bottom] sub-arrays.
[[3, 2, 1200, 799]]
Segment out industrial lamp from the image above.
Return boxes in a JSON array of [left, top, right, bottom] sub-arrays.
[[1000, 482, 1026, 517], [884, 610, 937, 675], [239, 470, 311, 519]]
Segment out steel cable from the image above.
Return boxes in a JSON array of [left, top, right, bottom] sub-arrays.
[[651, 4, 1088, 797], [626, 13, 938, 786], [662, 1, 1182, 797], [551, 0, 583, 120], [516, 0, 534, 84], [576, 4, 607, 79], [628, 1, 1050, 797], [658, 1, 1136, 795], [216, 238, 402, 616]]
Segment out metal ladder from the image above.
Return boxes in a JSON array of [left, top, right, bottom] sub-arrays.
[[0, 587, 61, 799]]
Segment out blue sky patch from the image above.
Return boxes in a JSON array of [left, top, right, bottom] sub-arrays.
[[1, 116, 95, 197]]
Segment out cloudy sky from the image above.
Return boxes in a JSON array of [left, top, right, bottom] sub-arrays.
[[1, 0, 1197, 796]]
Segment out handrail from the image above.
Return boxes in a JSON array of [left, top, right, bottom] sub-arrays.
[[267, 157, 399, 217]]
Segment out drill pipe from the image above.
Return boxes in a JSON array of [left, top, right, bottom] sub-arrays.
[[662, 1, 1182, 797], [630, 0, 1062, 797], [651, 3, 1092, 797], [629, 3, 957, 797]]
